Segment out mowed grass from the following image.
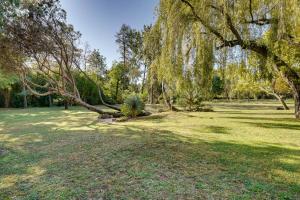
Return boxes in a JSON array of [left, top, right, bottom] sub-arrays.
[[0, 101, 300, 199]]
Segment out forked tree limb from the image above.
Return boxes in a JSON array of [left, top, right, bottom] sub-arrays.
[[74, 62, 121, 111], [259, 86, 290, 110]]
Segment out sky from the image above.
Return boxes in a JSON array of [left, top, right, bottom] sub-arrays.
[[60, 0, 159, 66]]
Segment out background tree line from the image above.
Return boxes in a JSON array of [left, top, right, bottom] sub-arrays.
[[0, 0, 298, 118]]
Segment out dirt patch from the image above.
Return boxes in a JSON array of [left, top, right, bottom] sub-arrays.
[[98, 118, 117, 124]]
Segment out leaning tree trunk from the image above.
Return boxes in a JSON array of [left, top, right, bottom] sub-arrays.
[[98, 89, 121, 111], [259, 87, 290, 110], [274, 94, 289, 110], [294, 91, 300, 119], [68, 95, 122, 118], [74, 64, 121, 111]]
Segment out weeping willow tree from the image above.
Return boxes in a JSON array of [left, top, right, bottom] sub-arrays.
[[144, 0, 214, 110], [153, 0, 300, 118], [143, 24, 162, 104]]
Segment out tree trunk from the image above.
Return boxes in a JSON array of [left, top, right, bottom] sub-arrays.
[[23, 84, 27, 108], [68, 95, 122, 117], [3, 89, 10, 108], [98, 89, 121, 111], [23, 94, 27, 108], [141, 64, 147, 94], [64, 99, 69, 110], [115, 79, 119, 100], [280, 98, 289, 110], [294, 92, 300, 119], [274, 94, 289, 110], [286, 82, 300, 118], [123, 41, 126, 68], [162, 82, 171, 109], [179, 0, 300, 117], [73, 64, 121, 111], [161, 82, 179, 111], [149, 84, 153, 104], [48, 95, 52, 107]]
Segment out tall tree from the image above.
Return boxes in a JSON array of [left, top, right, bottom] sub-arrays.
[[86, 49, 107, 79], [143, 24, 162, 104], [145, 2, 215, 110], [140, 25, 152, 94], [128, 28, 143, 91], [115, 24, 132, 68], [154, 0, 300, 118], [115, 24, 144, 92], [3, 0, 120, 116], [107, 62, 129, 102]]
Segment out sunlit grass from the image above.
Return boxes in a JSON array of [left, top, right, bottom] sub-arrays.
[[0, 102, 299, 199]]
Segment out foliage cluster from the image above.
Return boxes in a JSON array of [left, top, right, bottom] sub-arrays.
[[121, 94, 145, 117]]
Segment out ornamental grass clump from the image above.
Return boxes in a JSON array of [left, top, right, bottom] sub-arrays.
[[121, 94, 145, 118]]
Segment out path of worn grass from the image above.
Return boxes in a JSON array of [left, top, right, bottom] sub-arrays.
[[0, 102, 299, 199]]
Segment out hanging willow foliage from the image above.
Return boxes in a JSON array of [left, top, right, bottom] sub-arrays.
[[147, 0, 215, 106], [147, 0, 300, 117]]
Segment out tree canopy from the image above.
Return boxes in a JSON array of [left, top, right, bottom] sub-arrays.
[[148, 0, 300, 117], [0, 0, 299, 118]]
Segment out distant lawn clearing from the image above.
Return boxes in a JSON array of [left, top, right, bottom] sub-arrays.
[[0, 101, 299, 199]]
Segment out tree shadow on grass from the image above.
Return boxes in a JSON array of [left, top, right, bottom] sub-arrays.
[[96, 125, 300, 198], [135, 113, 169, 123], [205, 125, 231, 134], [225, 116, 296, 121], [240, 121, 300, 130], [1, 120, 300, 199], [217, 110, 293, 116], [212, 103, 288, 110]]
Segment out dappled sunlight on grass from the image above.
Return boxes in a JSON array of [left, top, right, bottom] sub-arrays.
[[279, 158, 300, 165], [0, 133, 43, 148], [0, 175, 18, 189], [0, 166, 45, 190], [0, 103, 299, 199], [28, 121, 97, 131]]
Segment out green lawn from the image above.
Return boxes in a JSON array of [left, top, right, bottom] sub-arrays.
[[0, 101, 300, 199]]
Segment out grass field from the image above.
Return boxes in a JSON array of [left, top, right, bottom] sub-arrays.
[[0, 101, 300, 199]]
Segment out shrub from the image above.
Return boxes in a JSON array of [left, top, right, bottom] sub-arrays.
[[177, 92, 202, 111], [194, 105, 214, 112], [139, 92, 148, 103], [121, 94, 145, 117]]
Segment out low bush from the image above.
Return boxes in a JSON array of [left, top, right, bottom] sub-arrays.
[[121, 94, 145, 117]]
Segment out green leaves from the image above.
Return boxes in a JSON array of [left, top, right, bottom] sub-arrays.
[[0, 70, 18, 90], [121, 94, 145, 117]]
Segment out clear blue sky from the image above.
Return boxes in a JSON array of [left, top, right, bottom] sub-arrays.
[[60, 0, 158, 66]]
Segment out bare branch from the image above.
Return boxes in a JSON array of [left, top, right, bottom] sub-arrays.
[[180, 0, 227, 42], [249, 0, 254, 22], [216, 40, 240, 49], [245, 18, 274, 26], [24, 81, 55, 97], [209, 4, 243, 42]]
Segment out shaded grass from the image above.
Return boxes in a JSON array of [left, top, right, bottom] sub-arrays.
[[0, 102, 300, 199]]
